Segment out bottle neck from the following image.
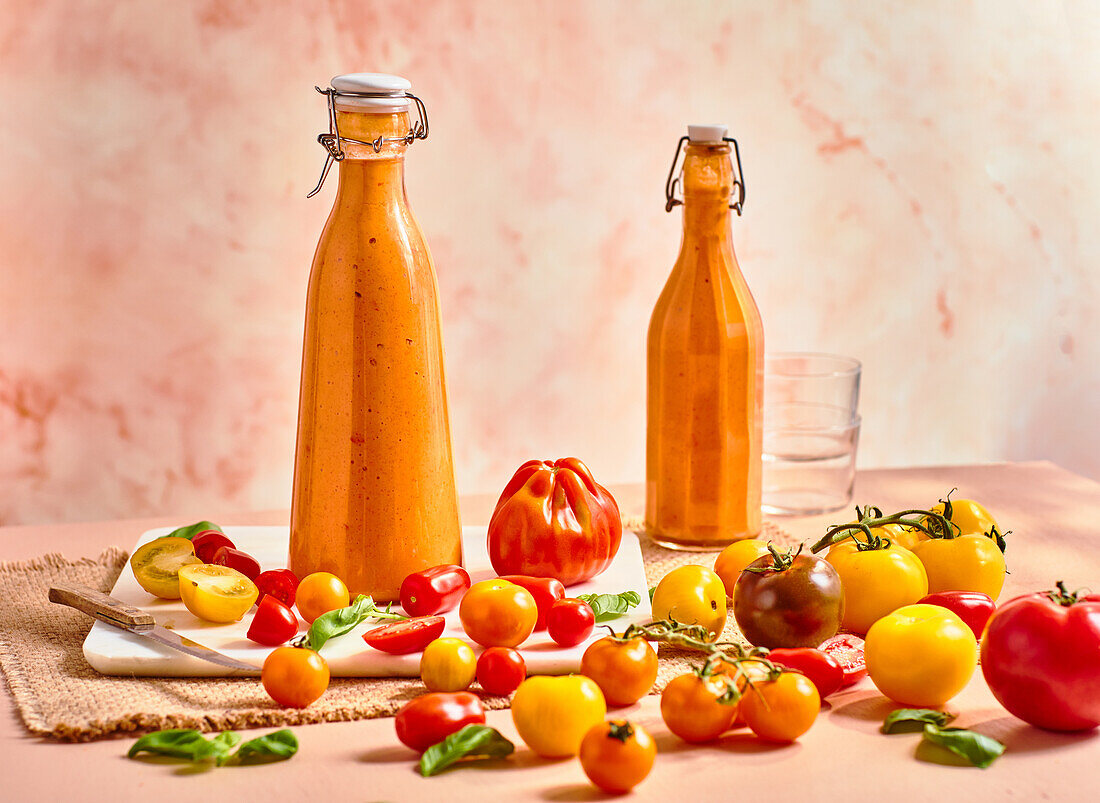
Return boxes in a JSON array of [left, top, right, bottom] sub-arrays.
[[332, 109, 411, 206], [680, 142, 735, 243]]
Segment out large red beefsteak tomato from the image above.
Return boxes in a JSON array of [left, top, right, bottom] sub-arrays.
[[488, 458, 622, 587], [980, 581, 1100, 731]]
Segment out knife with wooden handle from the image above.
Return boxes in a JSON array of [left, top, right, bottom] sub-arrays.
[[49, 582, 258, 673]]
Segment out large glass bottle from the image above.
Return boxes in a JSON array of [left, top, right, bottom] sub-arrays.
[[645, 125, 764, 550], [290, 74, 461, 601]]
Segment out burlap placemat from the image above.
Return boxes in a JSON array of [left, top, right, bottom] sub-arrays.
[[0, 521, 795, 742]]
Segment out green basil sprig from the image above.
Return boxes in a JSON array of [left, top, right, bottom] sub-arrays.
[[163, 521, 223, 541], [232, 730, 300, 764], [128, 728, 298, 767], [418, 725, 514, 777], [577, 590, 642, 622], [882, 708, 956, 733], [922, 725, 1005, 768], [305, 594, 407, 651], [881, 709, 1004, 768]]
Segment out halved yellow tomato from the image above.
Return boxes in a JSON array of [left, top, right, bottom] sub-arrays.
[[178, 564, 259, 623], [129, 537, 202, 599]]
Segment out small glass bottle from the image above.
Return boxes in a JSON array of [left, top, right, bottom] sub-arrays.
[[645, 124, 764, 550], [290, 73, 462, 601]]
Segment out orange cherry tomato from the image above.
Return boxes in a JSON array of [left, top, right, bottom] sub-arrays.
[[578, 720, 656, 794], [296, 572, 350, 624], [261, 646, 330, 708], [739, 671, 820, 742], [580, 636, 658, 706], [459, 579, 538, 648], [660, 672, 738, 743]]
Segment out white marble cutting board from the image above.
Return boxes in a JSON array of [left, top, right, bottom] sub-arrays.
[[82, 525, 651, 677]]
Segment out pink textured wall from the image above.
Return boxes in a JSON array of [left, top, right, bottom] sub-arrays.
[[2, 1, 1098, 525]]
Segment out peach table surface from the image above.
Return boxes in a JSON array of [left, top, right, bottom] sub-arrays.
[[1, 461, 1098, 802]]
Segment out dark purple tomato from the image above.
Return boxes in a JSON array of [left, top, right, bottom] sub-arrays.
[[732, 551, 843, 648]]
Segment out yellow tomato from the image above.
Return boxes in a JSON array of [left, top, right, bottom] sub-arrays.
[[178, 564, 259, 623], [739, 671, 820, 743], [865, 603, 978, 707], [930, 498, 998, 536], [659, 672, 738, 743], [910, 534, 1006, 600], [511, 675, 607, 758], [713, 540, 771, 598], [579, 720, 656, 794], [825, 541, 928, 635], [419, 637, 477, 692], [129, 537, 202, 599], [296, 572, 350, 624], [459, 579, 538, 648], [650, 565, 728, 642]]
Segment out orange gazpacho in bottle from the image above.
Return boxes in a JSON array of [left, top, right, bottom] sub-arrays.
[[290, 74, 461, 600], [645, 124, 764, 550]]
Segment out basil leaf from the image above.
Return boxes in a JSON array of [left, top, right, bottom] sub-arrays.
[[225, 730, 299, 766], [418, 725, 514, 777], [923, 724, 1005, 768], [163, 521, 223, 541], [648, 586, 656, 603], [193, 731, 241, 764], [578, 591, 642, 622], [128, 729, 210, 760], [305, 594, 406, 651], [882, 708, 956, 733]]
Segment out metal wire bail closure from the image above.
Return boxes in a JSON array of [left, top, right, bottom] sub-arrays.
[[307, 86, 429, 198], [664, 135, 746, 215]]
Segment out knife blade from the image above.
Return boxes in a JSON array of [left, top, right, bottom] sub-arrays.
[[49, 581, 257, 673]]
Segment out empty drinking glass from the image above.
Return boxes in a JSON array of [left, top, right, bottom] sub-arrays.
[[762, 354, 861, 515]]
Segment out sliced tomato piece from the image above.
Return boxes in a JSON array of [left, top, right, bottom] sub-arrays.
[[819, 634, 867, 687], [192, 530, 236, 563], [211, 546, 262, 581], [363, 616, 446, 655], [247, 595, 300, 646], [256, 568, 300, 607]]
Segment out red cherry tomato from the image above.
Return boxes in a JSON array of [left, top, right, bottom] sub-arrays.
[[766, 648, 844, 698], [192, 530, 235, 563], [476, 647, 527, 695], [547, 598, 596, 647], [819, 634, 867, 687], [981, 582, 1100, 731], [247, 595, 300, 646], [498, 575, 566, 631], [211, 546, 261, 581], [395, 691, 486, 752], [255, 568, 299, 607], [363, 616, 446, 655], [918, 590, 996, 640], [400, 564, 471, 617]]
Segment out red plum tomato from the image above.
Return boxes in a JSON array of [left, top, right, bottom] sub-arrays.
[[394, 691, 486, 753]]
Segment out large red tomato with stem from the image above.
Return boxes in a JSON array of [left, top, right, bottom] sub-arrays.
[[981, 581, 1100, 731], [487, 458, 622, 587]]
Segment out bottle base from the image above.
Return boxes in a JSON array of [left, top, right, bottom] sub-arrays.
[[644, 525, 761, 552]]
